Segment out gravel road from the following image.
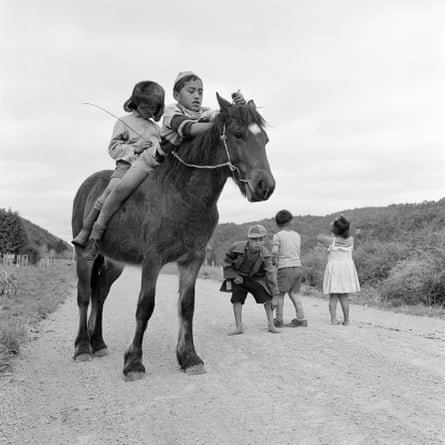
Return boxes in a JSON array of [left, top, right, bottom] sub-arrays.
[[1, 266, 444, 445]]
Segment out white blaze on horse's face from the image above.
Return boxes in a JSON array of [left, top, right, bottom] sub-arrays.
[[248, 123, 262, 136]]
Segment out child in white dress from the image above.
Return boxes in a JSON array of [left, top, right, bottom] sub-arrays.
[[317, 215, 360, 325]]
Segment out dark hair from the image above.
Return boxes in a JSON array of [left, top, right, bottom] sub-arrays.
[[173, 74, 202, 94], [275, 209, 293, 227], [124, 81, 165, 121], [332, 215, 350, 238]]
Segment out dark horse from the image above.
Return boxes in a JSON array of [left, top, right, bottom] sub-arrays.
[[72, 94, 275, 380]]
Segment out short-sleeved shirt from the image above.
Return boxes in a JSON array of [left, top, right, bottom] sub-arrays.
[[272, 230, 302, 269], [108, 112, 161, 164]]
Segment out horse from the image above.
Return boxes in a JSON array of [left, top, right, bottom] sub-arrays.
[[71, 93, 275, 380]]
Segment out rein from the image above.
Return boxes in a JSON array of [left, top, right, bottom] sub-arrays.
[[171, 125, 249, 183], [83, 102, 249, 184]]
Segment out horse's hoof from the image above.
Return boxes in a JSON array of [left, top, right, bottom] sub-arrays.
[[185, 364, 206, 375], [93, 348, 108, 357], [124, 371, 145, 382], [74, 353, 92, 362]]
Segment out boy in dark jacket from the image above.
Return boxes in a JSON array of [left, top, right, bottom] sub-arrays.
[[220, 225, 280, 335]]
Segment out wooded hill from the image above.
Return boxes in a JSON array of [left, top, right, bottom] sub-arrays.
[[207, 198, 445, 265], [0, 208, 72, 262]]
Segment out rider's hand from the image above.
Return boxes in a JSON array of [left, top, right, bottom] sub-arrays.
[[134, 139, 153, 154], [231, 90, 246, 105], [233, 276, 243, 285]]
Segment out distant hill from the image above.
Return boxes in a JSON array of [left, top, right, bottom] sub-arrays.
[[206, 198, 445, 265], [0, 208, 72, 260], [20, 216, 72, 256]]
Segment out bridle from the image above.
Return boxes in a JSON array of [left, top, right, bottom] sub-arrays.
[[171, 124, 249, 184]]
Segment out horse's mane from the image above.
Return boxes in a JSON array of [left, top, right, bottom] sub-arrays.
[[160, 103, 267, 185]]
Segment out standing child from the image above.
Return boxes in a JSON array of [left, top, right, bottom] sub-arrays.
[[220, 225, 280, 335], [72, 80, 165, 253], [271, 210, 308, 328], [317, 215, 360, 325]]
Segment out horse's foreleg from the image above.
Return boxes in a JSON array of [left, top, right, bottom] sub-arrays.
[[74, 256, 94, 361], [88, 259, 124, 356], [176, 253, 206, 375], [123, 260, 160, 381]]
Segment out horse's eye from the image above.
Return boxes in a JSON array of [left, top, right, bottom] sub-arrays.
[[234, 132, 243, 139]]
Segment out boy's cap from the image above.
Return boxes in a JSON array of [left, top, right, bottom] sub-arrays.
[[247, 224, 267, 239], [174, 71, 199, 90]]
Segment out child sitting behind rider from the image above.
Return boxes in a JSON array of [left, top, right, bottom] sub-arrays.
[[79, 71, 246, 260], [72, 80, 165, 250]]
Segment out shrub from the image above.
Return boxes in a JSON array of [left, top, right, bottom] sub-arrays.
[[380, 250, 445, 306], [354, 240, 410, 285], [302, 247, 326, 289]]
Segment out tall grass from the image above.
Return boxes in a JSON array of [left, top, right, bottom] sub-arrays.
[[0, 264, 75, 373]]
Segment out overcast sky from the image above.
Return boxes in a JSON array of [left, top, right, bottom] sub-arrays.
[[1, 0, 444, 242]]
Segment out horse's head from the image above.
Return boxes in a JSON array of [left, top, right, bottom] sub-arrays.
[[215, 93, 275, 202]]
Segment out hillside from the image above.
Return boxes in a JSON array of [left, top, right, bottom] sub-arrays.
[[207, 198, 445, 265], [0, 208, 72, 260], [20, 217, 72, 255]]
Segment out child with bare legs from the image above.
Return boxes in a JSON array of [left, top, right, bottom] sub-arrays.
[[271, 210, 308, 327], [317, 215, 360, 325], [220, 225, 280, 335]]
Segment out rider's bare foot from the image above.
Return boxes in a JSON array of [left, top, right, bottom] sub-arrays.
[[343, 320, 350, 326], [228, 328, 244, 336], [331, 320, 342, 325], [268, 326, 281, 333]]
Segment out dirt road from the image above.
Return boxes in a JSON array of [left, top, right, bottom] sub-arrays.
[[1, 267, 444, 445]]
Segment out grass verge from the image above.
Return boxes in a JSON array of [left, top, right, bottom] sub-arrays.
[[0, 264, 76, 374]]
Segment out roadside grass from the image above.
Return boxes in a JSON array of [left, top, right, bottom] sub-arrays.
[[0, 264, 76, 374]]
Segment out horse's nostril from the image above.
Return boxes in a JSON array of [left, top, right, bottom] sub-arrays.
[[256, 180, 269, 199]]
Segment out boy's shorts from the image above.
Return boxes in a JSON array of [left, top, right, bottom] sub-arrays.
[[277, 266, 304, 294], [230, 277, 272, 305], [110, 160, 131, 179]]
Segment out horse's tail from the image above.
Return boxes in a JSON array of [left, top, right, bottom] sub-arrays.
[[71, 170, 113, 238]]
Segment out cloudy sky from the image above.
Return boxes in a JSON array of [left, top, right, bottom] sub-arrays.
[[1, 0, 444, 242]]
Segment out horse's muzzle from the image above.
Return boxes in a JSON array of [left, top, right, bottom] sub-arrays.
[[246, 173, 275, 202]]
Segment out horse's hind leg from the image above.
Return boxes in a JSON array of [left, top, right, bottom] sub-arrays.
[[88, 257, 123, 356], [123, 260, 161, 381], [74, 251, 94, 361], [176, 253, 206, 375]]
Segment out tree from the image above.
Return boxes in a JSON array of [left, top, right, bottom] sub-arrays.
[[0, 209, 30, 254]]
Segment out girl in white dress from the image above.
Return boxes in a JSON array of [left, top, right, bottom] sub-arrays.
[[317, 216, 360, 325]]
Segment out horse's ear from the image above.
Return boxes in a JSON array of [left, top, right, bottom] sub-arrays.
[[247, 99, 256, 109], [216, 92, 232, 113]]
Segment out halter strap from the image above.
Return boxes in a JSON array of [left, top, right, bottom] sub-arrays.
[[171, 124, 248, 183]]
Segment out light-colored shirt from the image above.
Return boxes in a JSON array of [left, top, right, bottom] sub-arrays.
[[271, 230, 302, 269], [108, 111, 161, 164]]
